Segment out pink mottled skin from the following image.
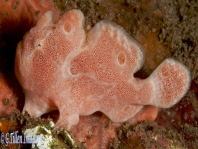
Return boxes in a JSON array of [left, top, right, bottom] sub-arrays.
[[15, 10, 191, 128], [0, 0, 59, 116]]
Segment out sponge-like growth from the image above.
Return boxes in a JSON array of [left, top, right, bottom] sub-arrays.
[[0, 74, 17, 116], [15, 10, 191, 128], [0, 0, 59, 35]]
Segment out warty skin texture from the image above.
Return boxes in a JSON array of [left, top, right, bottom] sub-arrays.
[[15, 9, 191, 128]]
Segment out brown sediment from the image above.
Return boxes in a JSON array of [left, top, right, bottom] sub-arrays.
[[157, 0, 198, 83], [0, 111, 85, 149], [109, 121, 186, 149]]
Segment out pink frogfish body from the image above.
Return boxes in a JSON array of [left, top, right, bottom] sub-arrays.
[[15, 10, 191, 128]]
